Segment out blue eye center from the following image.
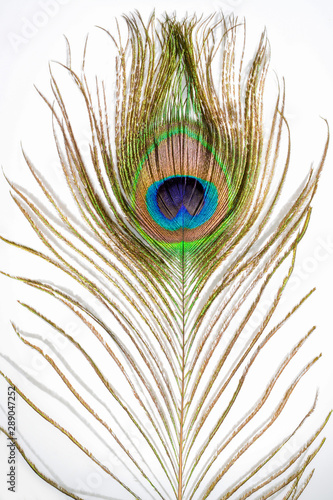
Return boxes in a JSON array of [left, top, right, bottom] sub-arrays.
[[146, 175, 218, 230], [156, 176, 205, 220]]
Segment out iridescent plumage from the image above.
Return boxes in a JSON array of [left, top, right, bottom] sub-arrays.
[[0, 12, 330, 500]]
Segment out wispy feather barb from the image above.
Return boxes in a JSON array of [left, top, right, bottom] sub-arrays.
[[0, 11, 330, 500]]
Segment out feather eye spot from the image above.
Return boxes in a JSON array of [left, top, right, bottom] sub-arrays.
[[134, 130, 231, 243]]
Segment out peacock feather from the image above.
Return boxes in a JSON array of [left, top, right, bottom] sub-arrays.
[[0, 11, 330, 499]]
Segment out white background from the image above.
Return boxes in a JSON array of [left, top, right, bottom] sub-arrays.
[[0, 0, 333, 499]]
